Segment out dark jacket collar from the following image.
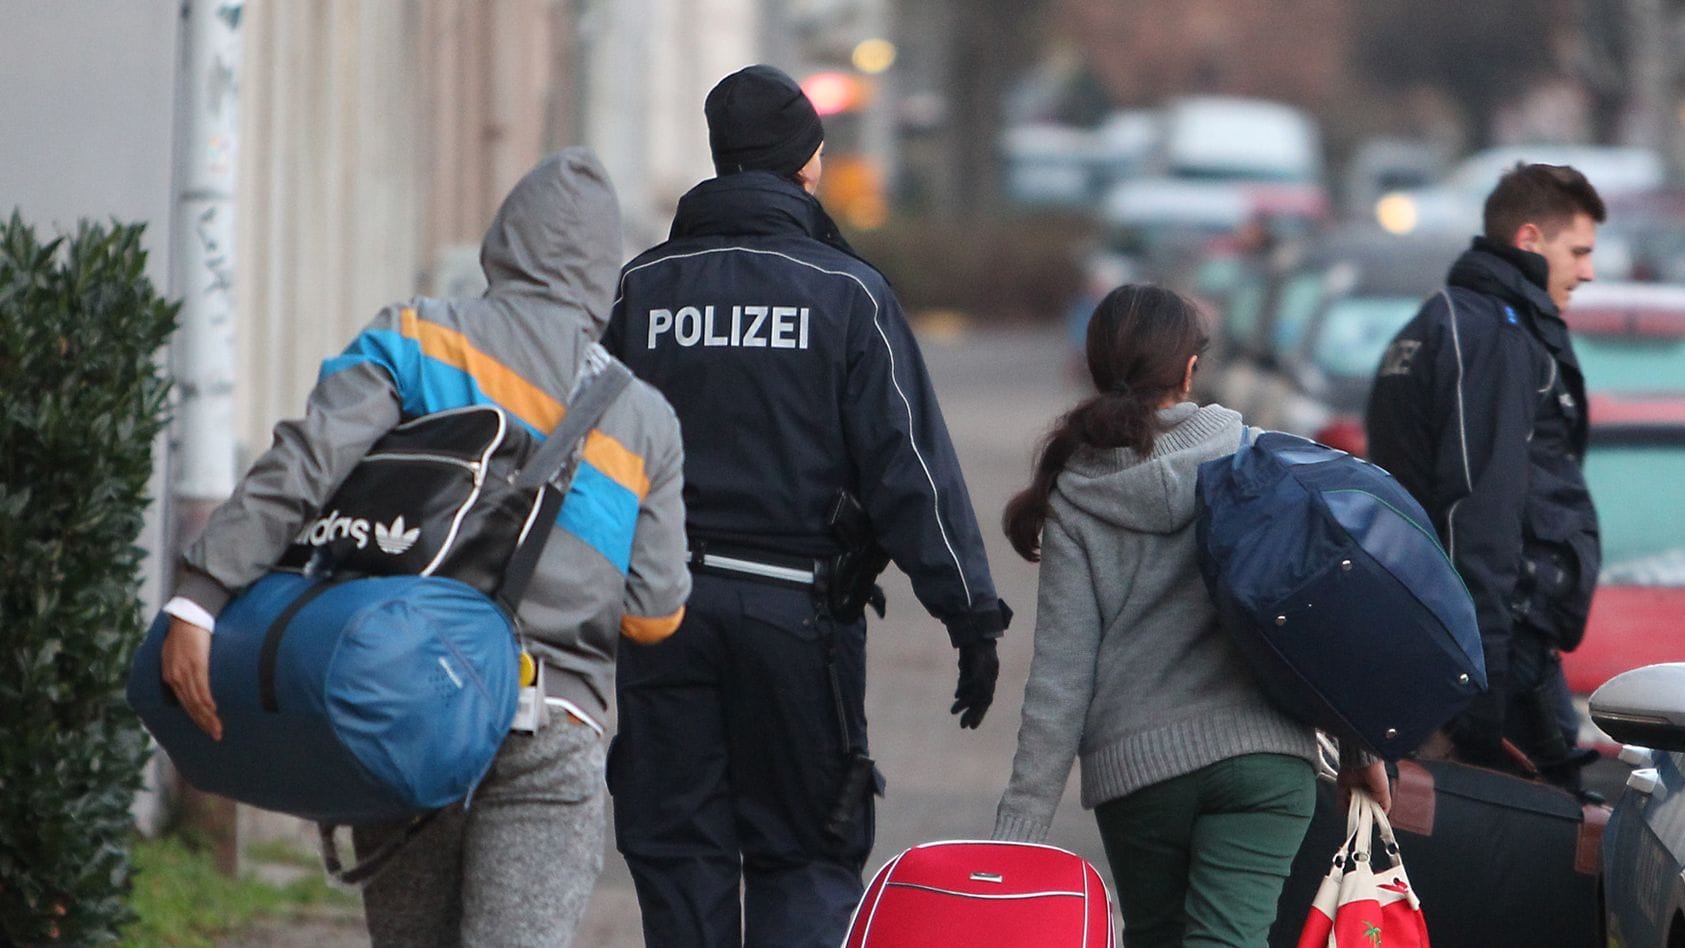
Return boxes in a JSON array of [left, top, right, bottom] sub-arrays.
[[669, 171, 867, 264], [1448, 237, 1584, 386], [1448, 237, 1557, 318]]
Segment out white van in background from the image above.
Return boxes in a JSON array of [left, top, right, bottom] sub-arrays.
[[1156, 95, 1324, 185], [1098, 96, 1330, 270]]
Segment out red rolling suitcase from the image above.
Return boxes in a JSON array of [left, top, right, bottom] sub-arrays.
[[844, 840, 1117, 947]]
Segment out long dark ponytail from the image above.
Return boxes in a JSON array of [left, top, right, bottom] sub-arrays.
[[1002, 284, 1209, 562]]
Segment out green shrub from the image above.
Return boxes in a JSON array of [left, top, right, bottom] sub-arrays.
[[0, 212, 179, 944]]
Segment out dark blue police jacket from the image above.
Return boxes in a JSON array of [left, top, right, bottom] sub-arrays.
[[604, 172, 1005, 645], [1366, 239, 1601, 687]]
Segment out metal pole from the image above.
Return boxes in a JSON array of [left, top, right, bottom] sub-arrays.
[[171, 0, 242, 508], [167, 0, 243, 877]]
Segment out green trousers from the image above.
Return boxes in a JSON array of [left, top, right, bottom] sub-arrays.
[[1094, 753, 1314, 948]]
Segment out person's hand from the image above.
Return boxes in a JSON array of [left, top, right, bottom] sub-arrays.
[[1337, 759, 1392, 813], [161, 616, 222, 741], [951, 639, 999, 729], [1445, 691, 1509, 769]]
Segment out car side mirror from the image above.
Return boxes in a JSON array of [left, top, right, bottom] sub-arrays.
[[1590, 663, 1685, 752]]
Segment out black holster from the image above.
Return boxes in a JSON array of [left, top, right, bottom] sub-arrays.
[[816, 490, 888, 852], [822, 750, 877, 847], [818, 490, 889, 623], [816, 610, 882, 853]]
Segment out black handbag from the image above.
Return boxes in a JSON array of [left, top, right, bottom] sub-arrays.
[[276, 362, 633, 606]]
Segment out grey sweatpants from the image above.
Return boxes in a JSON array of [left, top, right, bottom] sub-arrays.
[[352, 717, 607, 947]]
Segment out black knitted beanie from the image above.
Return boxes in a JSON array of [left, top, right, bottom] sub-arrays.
[[705, 64, 824, 177]]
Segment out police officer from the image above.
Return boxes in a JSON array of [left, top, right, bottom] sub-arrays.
[[603, 64, 1012, 948], [1366, 163, 1603, 788]]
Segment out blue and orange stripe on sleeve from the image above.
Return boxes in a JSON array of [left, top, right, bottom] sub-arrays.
[[621, 606, 686, 643], [321, 307, 566, 430], [322, 306, 651, 574]]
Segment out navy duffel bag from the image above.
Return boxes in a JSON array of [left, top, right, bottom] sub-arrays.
[[127, 571, 519, 824], [1195, 429, 1487, 760]]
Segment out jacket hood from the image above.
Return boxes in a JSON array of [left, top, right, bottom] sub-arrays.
[[480, 147, 622, 339], [1055, 402, 1243, 535]]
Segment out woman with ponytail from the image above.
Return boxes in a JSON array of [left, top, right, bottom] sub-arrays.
[[992, 285, 1386, 947]]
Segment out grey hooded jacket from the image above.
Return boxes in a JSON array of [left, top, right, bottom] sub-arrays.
[[176, 148, 691, 719], [993, 402, 1318, 843]]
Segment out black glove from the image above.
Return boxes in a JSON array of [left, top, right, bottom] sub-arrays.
[[950, 639, 1000, 729], [1444, 688, 1508, 768]]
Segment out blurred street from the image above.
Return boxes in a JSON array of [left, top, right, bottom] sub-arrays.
[[221, 320, 1100, 947]]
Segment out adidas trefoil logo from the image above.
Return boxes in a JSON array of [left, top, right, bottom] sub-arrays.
[[374, 516, 422, 555]]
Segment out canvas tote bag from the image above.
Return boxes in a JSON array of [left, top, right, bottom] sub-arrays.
[[1298, 788, 1431, 948]]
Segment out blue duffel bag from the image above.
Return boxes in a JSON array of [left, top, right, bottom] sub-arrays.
[[127, 571, 519, 824], [1195, 429, 1487, 760]]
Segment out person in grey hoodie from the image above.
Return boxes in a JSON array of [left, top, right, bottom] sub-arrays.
[[994, 284, 1387, 947], [158, 148, 691, 947]]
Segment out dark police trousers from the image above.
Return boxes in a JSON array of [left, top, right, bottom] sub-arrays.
[[1504, 630, 1584, 788], [609, 571, 874, 948]]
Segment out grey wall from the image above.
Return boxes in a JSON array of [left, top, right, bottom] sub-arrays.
[[0, 4, 179, 251], [0, 1, 181, 612]]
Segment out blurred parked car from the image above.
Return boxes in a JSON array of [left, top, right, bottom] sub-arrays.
[[1207, 227, 1459, 448], [1557, 284, 1685, 747], [1099, 95, 1330, 283], [1597, 190, 1685, 284], [1101, 177, 1258, 267], [1000, 123, 1109, 209], [1565, 394, 1685, 722], [1154, 95, 1323, 185], [1341, 136, 1452, 222], [1566, 282, 1685, 396], [1382, 144, 1667, 236], [998, 109, 1162, 210], [1588, 664, 1685, 947]]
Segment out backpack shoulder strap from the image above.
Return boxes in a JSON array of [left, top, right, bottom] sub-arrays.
[[498, 360, 635, 611], [514, 359, 634, 491]]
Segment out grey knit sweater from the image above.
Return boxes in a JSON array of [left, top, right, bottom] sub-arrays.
[[993, 402, 1319, 843]]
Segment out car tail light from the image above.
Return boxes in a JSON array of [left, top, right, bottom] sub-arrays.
[[1314, 417, 1367, 457]]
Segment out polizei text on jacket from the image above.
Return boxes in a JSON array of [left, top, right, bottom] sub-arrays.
[[644, 306, 811, 350]]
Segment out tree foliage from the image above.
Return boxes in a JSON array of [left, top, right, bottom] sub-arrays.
[[0, 212, 179, 944]]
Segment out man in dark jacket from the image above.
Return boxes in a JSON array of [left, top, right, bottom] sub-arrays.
[[603, 64, 1012, 947], [1366, 163, 1603, 788]]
